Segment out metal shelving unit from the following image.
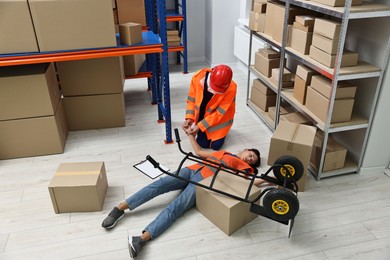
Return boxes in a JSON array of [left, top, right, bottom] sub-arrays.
[[246, 0, 390, 180]]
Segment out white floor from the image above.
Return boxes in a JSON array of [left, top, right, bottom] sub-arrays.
[[1, 62, 390, 260]]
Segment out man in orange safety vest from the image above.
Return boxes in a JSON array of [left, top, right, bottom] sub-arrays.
[[182, 64, 236, 150]]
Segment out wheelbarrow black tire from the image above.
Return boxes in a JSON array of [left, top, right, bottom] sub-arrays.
[[273, 155, 304, 184], [263, 188, 299, 222]]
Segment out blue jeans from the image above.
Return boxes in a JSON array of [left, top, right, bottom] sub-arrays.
[[196, 130, 225, 150], [125, 167, 204, 239]]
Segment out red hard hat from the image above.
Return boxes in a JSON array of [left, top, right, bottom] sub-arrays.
[[209, 65, 233, 93]]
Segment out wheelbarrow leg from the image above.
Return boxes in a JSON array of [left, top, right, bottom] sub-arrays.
[[288, 218, 294, 238]]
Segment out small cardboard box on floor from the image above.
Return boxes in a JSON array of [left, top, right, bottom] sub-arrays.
[[49, 162, 108, 213], [268, 121, 316, 191], [196, 172, 262, 235]]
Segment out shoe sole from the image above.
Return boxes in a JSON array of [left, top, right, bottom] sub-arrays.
[[128, 241, 136, 259], [104, 214, 124, 229]]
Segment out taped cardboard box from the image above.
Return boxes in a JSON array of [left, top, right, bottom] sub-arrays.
[[29, 0, 117, 52], [0, 0, 39, 54], [310, 131, 347, 172], [0, 63, 60, 121], [267, 121, 316, 191], [254, 52, 281, 77], [49, 162, 108, 213], [57, 57, 124, 96], [249, 11, 266, 32], [0, 99, 68, 160], [196, 172, 261, 235]]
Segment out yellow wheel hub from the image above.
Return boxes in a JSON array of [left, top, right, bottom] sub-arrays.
[[280, 164, 295, 177], [272, 200, 289, 215]]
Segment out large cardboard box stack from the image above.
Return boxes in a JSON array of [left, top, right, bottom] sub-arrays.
[[268, 121, 316, 191], [270, 68, 294, 89], [167, 30, 181, 46], [290, 15, 315, 55], [250, 79, 276, 112], [305, 75, 357, 123], [254, 48, 281, 77], [56, 57, 126, 130], [310, 18, 359, 68], [293, 64, 316, 104], [249, 0, 267, 32], [196, 172, 262, 235], [48, 162, 108, 213], [311, 131, 347, 172], [0, 0, 39, 54], [116, 0, 146, 26], [28, 0, 117, 52], [0, 63, 68, 159]]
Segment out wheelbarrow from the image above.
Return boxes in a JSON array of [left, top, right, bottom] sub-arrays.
[[146, 128, 303, 237]]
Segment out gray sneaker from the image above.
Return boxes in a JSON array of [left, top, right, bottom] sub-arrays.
[[101, 207, 124, 229], [128, 236, 146, 258]]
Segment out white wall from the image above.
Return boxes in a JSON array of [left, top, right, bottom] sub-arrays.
[[204, 0, 241, 66], [186, 0, 206, 63]]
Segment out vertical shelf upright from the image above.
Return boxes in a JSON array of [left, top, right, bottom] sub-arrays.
[[166, 0, 188, 73]]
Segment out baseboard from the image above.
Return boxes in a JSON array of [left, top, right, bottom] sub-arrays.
[[359, 165, 387, 175]]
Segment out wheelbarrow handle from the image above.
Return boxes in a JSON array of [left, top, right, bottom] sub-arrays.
[[174, 128, 181, 142], [146, 155, 159, 168]]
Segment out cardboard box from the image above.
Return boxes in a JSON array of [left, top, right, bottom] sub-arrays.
[[271, 68, 293, 82], [311, 131, 347, 171], [0, 63, 60, 121], [311, 75, 357, 99], [313, 18, 341, 40], [305, 86, 355, 123], [252, 78, 274, 95], [196, 172, 262, 235], [119, 22, 142, 45], [311, 0, 362, 7], [123, 54, 146, 76], [268, 105, 293, 121], [167, 30, 179, 36], [167, 36, 181, 46], [312, 33, 338, 55], [296, 64, 316, 82], [295, 15, 315, 27], [56, 57, 125, 96], [116, 0, 146, 26], [269, 77, 294, 89], [309, 45, 359, 68], [293, 21, 313, 32], [264, 1, 276, 36], [258, 48, 280, 59], [29, 0, 117, 52], [267, 121, 316, 191], [293, 75, 308, 104], [250, 85, 276, 112], [291, 26, 313, 55], [280, 112, 311, 125], [253, 2, 267, 13], [63, 93, 126, 130], [48, 162, 108, 213], [0, 0, 39, 54], [0, 100, 68, 160], [254, 52, 280, 77], [249, 11, 266, 32]]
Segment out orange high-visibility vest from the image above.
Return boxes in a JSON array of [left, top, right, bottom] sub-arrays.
[[185, 68, 236, 141], [187, 150, 253, 179]]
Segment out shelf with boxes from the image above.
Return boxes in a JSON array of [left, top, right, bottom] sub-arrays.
[[246, 0, 390, 180], [0, 0, 172, 159]]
